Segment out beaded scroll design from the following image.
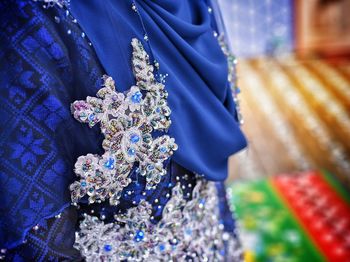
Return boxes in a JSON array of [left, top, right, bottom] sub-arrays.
[[69, 39, 178, 205], [75, 181, 242, 261]]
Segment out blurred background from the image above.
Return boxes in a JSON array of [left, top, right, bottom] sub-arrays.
[[218, 0, 350, 261]]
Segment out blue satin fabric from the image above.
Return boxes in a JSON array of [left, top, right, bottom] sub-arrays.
[[0, 0, 245, 252], [68, 0, 247, 181]]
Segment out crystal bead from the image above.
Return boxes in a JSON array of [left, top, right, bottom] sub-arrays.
[[104, 244, 113, 252], [131, 91, 142, 103], [88, 114, 95, 121], [104, 158, 115, 170], [159, 146, 167, 153], [130, 133, 140, 143], [127, 148, 136, 156], [131, 3, 137, 12], [134, 230, 144, 242], [159, 244, 165, 252]]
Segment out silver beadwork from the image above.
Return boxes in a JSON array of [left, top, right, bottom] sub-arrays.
[[70, 39, 177, 205], [74, 181, 243, 261]]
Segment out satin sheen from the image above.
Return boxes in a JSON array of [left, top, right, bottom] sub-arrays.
[[69, 0, 247, 181]]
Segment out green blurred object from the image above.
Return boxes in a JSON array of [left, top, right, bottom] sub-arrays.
[[228, 179, 325, 262]]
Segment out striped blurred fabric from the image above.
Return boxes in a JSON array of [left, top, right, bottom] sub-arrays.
[[229, 56, 350, 188]]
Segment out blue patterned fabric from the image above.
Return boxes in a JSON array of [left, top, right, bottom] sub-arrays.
[[0, 0, 105, 249], [0, 0, 242, 258], [5, 206, 82, 261]]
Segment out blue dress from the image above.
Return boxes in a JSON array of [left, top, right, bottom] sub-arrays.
[[0, 0, 246, 261]]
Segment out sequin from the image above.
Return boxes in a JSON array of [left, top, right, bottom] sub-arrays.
[[218, 34, 244, 125], [104, 244, 113, 252]]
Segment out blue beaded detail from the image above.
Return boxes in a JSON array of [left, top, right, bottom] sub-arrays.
[[130, 133, 140, 143], [103, 244, 112, 252], [131, 91, 142, 104]]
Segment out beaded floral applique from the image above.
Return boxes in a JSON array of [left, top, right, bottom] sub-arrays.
[[69, 39, 178, 205], [75, 180, 242, 261]]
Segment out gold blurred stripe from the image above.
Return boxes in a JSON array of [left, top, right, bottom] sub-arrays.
[[239, 61, 311, 172], [277, 57, 350, 154], [248, 58, 350, 184], [302, 59, 350, 113]]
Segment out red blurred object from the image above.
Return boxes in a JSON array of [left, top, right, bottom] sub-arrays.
[[273, 171, 350, 262]]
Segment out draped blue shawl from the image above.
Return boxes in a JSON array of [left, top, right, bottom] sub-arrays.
[[68, 0, 247, 180]]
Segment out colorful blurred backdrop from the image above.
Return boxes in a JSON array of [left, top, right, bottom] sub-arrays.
[[218, 0, 350, 261]]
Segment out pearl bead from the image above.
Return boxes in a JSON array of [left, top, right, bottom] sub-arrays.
[[131, 3, 137, 12]]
